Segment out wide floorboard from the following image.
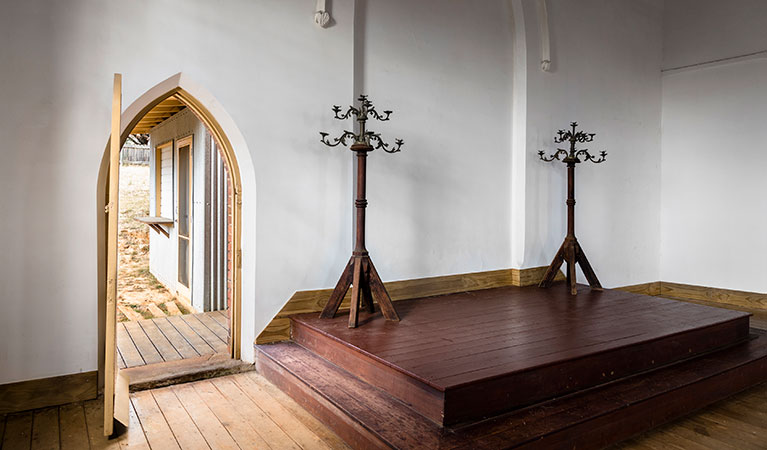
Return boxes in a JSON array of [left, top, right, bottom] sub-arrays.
[[614, 381, 767, 449], [0, 372, 348, 450]]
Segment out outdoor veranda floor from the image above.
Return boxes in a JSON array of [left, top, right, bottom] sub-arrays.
[[117, 310, 230, 369]]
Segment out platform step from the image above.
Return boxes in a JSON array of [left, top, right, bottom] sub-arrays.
[[257, 331, 767, 449], [290, 286, 751, 425]]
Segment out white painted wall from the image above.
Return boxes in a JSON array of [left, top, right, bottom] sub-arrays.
[[662, 0, 767, 70], [660, 1, 767, 292], [0, 0, 354, 384], [356, 0, 515, 281], [512, 0, 664, 287]]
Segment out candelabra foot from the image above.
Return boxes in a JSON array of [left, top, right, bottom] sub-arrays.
[[320, 255, 400, 328], [539, 237, 603, 295]]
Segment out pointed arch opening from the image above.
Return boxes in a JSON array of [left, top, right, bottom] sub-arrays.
[[96, 74, 257, 391]]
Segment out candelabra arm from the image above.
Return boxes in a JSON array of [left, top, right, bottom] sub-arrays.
[[332, 105, 360, 121], [577, 149, 607, 164], [539, 149, 568, 162], [368, 133, 404, 153], [367, 108, 393, 121], [320, 130, 358, 147]]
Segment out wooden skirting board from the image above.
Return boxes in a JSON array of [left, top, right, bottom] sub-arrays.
[[0, 371, 98, 415], [616, 281, 662, 297], [256, 266, 564, 344], [617, 281, 767, 311]]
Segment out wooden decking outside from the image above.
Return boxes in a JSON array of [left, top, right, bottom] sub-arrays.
[[117, 311, 229, 369], [0, 371, 348, 450]]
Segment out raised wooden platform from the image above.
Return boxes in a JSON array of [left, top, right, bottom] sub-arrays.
[[257, 284, 767, 449], [291, 285, 750, 425]]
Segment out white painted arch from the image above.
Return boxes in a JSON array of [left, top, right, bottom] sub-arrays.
[[96, 74, 257, 381]]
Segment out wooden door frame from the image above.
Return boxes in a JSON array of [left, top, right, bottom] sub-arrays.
[[97, 76, 250, 398]]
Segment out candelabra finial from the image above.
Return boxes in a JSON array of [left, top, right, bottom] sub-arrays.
[[540, 122, 606, 165], [319, 95, 404, 153]]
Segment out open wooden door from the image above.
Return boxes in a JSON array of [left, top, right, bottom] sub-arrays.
[[104, 73, 130, 436]]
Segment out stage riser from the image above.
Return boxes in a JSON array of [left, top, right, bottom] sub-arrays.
[[255, 351, 391, 450], [292, 319, 446, 423], [445, 317, 750, 425], [466, 340, 767, 449], [256, 334, 767, 449], [292, 315, 750, 426], [528, 360, 767, 449]]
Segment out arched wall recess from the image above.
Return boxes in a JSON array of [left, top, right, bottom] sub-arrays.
[[96, 74, 258, 390]]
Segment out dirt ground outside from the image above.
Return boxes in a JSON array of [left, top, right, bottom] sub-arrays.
[[117, 164, 194, 322]]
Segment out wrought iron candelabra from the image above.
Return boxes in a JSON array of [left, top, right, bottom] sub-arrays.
[[318, 95, 403, 328], [538, 122, 607, 295]]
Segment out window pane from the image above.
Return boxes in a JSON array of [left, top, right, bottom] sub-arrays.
[[178, 145, 190, 237]]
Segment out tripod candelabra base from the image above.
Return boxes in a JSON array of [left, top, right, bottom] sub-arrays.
[[539, 237, 603, 296], [320, 254, 400, 328]]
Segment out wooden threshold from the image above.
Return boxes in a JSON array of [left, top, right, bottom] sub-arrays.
[[122, 353, 253, 391]]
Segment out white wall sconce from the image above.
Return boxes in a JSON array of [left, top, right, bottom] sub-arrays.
[[315, 0, 331, 28]]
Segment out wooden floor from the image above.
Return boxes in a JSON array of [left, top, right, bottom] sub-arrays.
[[0, 371, 348, 450], [118, 311, 230, 369], [615, 381, 767, 449]]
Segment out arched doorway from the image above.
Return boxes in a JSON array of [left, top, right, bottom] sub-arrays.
[[96, 74, 257, 398]]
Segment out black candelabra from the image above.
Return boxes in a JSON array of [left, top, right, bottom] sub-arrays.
[[538, 122, 607, 295], [318, 95, 403, 328]]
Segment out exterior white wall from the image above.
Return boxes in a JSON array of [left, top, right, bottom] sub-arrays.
[[148, 108, 209, 311], [513, 0, 664, 287], [660, 1, 767, 292]]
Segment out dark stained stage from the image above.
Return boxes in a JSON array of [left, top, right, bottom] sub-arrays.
[[257, 284, 767, 449]]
